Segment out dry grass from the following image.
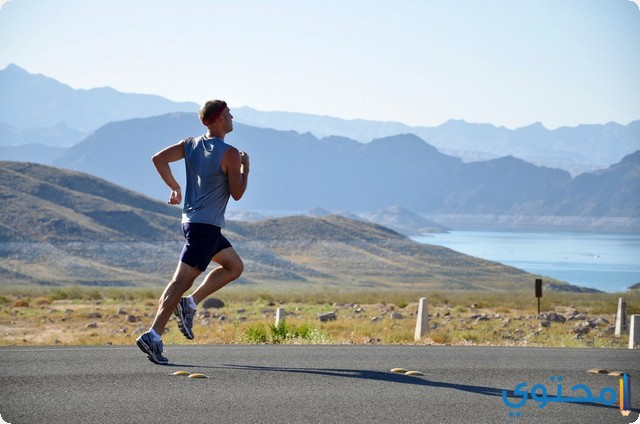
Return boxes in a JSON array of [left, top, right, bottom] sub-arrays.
[[0, 287, 638, 348]]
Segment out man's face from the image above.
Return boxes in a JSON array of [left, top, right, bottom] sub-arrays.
[[222, 108, 233, 133]]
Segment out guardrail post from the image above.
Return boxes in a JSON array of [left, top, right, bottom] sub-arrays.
[[414, 297, 429, 341], [629, 315, 640, 349], [615, 297, 627, 337], [275, 307, 286, 327]]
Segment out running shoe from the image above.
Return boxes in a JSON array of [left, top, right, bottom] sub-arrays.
[[136, 332, 169, 365], [174, 297, 196, 340]]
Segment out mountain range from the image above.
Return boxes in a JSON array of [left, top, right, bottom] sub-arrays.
[[1, 161, 586, 292], [232, 107, 640, 175], [47, 112, 639, 232], [1, 64, 639, 176]]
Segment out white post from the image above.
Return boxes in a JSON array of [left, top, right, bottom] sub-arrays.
[[275, 307, 286, 327], [414, 298, 429, 341], [615, 297, 627, 337], [629, 315, 640, 350]]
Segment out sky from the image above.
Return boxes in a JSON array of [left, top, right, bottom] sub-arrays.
[[1, 0, 639, 129]]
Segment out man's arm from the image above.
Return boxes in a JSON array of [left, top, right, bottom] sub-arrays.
[[151, 140, 185, 205], [223, 147, 249, 201]]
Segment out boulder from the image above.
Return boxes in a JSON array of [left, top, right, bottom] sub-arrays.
[[202, 298, 225, 309]]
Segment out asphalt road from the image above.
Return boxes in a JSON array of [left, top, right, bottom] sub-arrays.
[[0, 344, 638, 424]]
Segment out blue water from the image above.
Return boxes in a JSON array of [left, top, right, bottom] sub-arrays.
[[412, 231, 640, 293]]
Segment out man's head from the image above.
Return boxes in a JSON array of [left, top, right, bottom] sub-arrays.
[[199, 100, 233, 136], [199, 100, 228, 126]]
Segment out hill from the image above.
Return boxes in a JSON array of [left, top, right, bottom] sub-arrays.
[[0, 162, 584, 291], [0, 161, 181, 242]]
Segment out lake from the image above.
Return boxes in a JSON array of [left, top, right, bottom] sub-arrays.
[[411, 231, 640, 293]]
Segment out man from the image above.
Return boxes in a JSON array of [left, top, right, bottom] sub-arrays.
[[136, 100, 249, 364]]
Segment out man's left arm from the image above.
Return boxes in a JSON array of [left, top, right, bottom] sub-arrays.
[[224, 147, 249, 201]]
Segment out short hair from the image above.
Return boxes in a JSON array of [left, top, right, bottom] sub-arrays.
[[199, 100, 227, 125]]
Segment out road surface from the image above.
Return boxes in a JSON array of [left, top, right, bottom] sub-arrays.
[[0, 345, 638, 423]]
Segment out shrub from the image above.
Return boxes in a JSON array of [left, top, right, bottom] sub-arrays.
[[244, 323, 268, 343], [245, 321, 324, 344], [34, 297, 52, 306], [13, 299, 30, 308]]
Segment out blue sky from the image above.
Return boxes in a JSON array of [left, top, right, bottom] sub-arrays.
[[1, 0, 639, 129]]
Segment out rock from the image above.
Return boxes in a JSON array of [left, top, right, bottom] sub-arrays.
[[202, 298, 225, 309], [86, 312, 102, 319], [86, 322, 98, 329], [543, 312, 566, 323], [390, 312, 403, 320], [593, 317, 610, 326], [318, 312, 337, 322], [126, 315, 139, 323], [571, 324, 591, 335], [563, 311, 578, 320]]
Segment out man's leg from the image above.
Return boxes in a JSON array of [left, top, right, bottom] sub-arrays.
[[152, 261, 202, 335], [136, 261, 201, 364], [191, 247, 244, 304]]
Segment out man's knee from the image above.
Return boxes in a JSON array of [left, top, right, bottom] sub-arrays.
[[229, 257, 244, 280]]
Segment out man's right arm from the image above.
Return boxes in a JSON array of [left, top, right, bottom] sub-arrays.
[[152, 140, 185, 205]]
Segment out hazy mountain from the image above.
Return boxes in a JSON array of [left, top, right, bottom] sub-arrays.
[[1, 161, 585, 291], [0, 64, 198, 132], [54, 112, 203, 199], [233, 107, 640, 175], [359, 206, 449, 236], [0, 121, 86, 147], [51, 113, 639, 234]]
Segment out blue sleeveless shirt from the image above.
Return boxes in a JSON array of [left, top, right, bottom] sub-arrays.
[[182, 135, 231, 227]]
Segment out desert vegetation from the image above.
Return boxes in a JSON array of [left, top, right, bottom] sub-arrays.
[[1, 286, 637, 349]]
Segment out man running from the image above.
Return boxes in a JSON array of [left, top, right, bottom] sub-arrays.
[[136, 100, 249, 364]]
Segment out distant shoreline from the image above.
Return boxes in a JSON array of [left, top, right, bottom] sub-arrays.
[[422, 214, 640, 234]]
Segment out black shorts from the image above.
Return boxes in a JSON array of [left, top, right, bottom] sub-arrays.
[[179, 222, 232, 272]]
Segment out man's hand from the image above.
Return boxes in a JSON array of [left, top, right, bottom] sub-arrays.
[[240, 151, 250, 172], [168, 187, 182, 205]]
